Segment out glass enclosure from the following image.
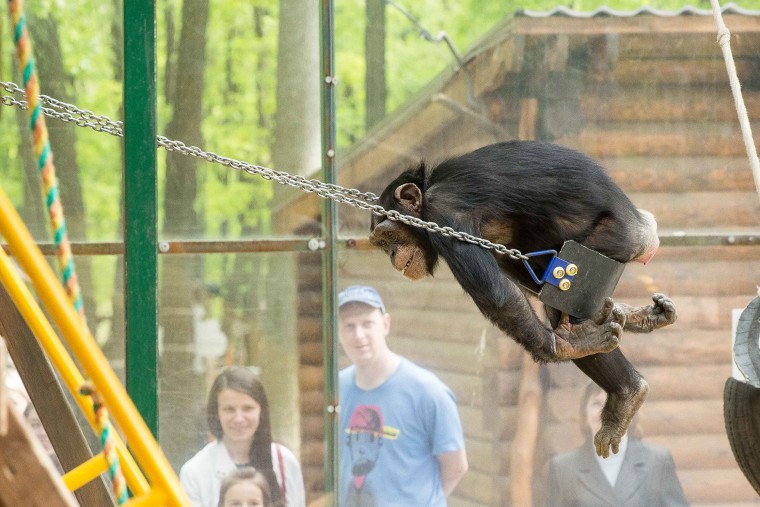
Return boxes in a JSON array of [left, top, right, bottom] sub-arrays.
[[1, 0, 759, 506]]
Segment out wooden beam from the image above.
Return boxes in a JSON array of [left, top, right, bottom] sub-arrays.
[[0, 284, 113, 506], [514, 14, 760, 36]]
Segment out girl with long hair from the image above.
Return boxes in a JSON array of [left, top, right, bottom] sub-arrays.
[[180, 367, 305, 507]]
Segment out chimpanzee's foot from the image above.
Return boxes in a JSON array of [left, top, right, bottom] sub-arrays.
[[594, 377, 649, 458], [617, 293, 677, 333], [552, 298, 626, 360]]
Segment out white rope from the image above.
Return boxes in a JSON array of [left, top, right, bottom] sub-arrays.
[[710, 0, 760, 203]]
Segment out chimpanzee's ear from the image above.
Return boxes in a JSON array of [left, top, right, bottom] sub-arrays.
[[394, 183, 423, 215]]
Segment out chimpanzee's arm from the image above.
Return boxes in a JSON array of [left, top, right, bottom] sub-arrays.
[[430, 233, 624, 362]]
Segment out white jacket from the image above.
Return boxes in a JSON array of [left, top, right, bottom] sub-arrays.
[[179, 441, 305, 507]]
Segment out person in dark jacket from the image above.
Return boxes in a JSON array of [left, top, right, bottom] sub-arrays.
[[543, 381, 689, 507]]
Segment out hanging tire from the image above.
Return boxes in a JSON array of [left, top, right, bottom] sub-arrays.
[[724, 296, 760, 495], [724, 377, 760, 495]]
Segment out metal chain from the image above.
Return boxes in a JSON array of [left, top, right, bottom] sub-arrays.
[[0, 80, 527, 260]]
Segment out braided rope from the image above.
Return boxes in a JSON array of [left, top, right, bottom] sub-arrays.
[[8, 0, 85, 321], [710, 0, 760, 204], [79, 384, 128, 504], [7, 1, 127, 502]]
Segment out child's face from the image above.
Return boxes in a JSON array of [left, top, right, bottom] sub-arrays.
[[223, 482, 265, 507]]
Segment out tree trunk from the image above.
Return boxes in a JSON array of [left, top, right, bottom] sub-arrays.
[[269, 0, 321, 456], [105, 0, 126, 379], [159, 0, 210, 468], [273, 0, 321, 177], [365, 0, 386, 130], [13, 89, 46, 240]]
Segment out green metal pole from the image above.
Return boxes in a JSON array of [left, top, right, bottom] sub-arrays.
[[123, 0, 158, 436], [319, 0, 340, 502]]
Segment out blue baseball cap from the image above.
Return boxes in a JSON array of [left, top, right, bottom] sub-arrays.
[[338, 285, 386, 314]]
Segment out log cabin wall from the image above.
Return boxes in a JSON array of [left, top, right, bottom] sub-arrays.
[[293, 10, 760, 506]]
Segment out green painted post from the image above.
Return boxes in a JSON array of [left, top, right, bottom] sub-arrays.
[[123, 0, 158, 436], [320, 0, 340, 502]]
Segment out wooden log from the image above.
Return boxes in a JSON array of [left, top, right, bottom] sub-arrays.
[[647, 433, 738, 470], [638, 399, 725, 436], [297, 290, 323, 315], [619, 330, 731, 367], [543, 392, 725, 436], [299, 440, 324, 466], [609, 59, 756, 86], [652, 246, 760, 263], [569, 124, 759, 158], [299, 341, 323, 366], [616, 32, 760, 59], [296, 260, 322, 288], [599, 156, 758, 193], [580, 90, 760, 123], [514, 14, 760, 36], [459, 404, 517, 441], [637, 364, 726, 401], [298, 316, 322, 343], [391, 310, 498, 344], [299, 365, 324, 391], [299, 389, 323, 413], [615, 256, 760, 296], [300, 414, 324, 442], [625, 191, 760, 229], [436, 370, 488, 408], [393, 337, 492, 376], [678, 468, 759, 504], [607, 295, 755, 330]]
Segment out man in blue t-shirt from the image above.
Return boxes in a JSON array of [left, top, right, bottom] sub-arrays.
[[337, 285, 468, 507]]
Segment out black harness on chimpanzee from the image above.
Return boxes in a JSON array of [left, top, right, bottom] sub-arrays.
[[521, 240, 626, 320]]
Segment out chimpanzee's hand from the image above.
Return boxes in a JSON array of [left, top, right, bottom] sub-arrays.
[[552, 298, 626, 360]]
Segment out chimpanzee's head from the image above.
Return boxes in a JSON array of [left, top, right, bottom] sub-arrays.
[[369, 164, 439, 280]]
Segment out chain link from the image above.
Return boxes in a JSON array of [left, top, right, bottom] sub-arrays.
[[1, 80, 527, 260]]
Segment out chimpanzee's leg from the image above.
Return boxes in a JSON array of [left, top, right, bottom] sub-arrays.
[[573, 349, 648, 458], [618, 293, 677, 333]]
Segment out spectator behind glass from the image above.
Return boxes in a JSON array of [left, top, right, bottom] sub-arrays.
[[337, 285, 468, 506], [543, 381, 689, 507], [180, 367, 305, 507], [218, 467, 272, 507]]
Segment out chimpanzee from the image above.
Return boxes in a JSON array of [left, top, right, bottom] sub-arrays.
[[369, 140, 676, 458]]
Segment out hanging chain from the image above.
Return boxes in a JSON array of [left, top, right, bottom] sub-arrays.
[[1, 80, 527, 260]]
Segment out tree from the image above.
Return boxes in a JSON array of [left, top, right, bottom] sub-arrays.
[[158, 0, 210, 467], [267, 0, 322, 456]]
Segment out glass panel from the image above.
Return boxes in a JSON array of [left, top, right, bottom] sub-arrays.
[[157, 251, 323, 503], [336, 4, 760, 506], [0, 2, 123, 243], [156, 0, 323, 240]]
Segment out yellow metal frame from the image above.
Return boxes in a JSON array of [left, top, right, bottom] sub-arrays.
[[0, 186, 189, 506]]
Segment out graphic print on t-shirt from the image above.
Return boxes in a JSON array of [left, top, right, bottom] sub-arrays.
[[344, 404, 400, 506]]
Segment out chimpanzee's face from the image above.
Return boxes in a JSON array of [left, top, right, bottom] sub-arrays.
[[369, 220, 430, 280]]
